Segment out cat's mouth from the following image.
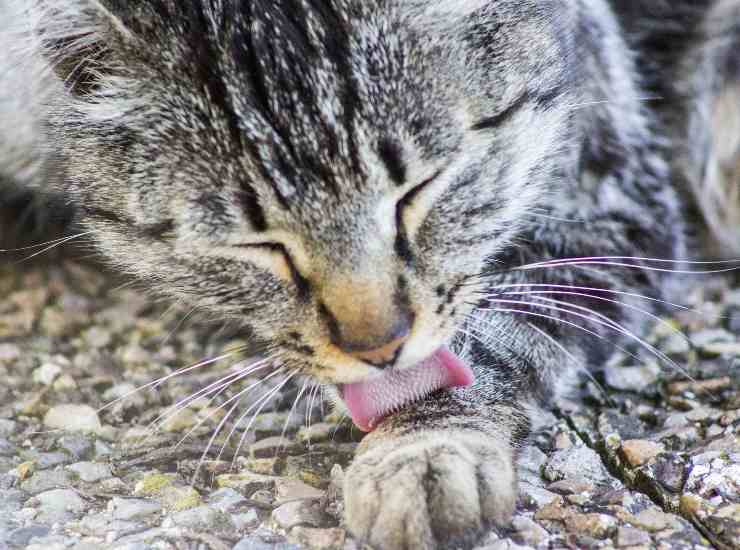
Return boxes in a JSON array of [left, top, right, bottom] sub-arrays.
[[339, 347, 475, 432]]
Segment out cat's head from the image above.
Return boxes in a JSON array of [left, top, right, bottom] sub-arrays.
[[30, 0, 577, 419]]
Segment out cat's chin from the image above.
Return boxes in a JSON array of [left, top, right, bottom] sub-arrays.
[[339, 348, 475, 432]]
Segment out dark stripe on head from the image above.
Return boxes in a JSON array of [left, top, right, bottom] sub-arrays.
[[378, 138, 407, 186], [472, 92, 529, 131]]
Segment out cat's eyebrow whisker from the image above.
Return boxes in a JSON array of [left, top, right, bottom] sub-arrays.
[[494, 289, 692, 347], [465, 307, 646, 369], [96, 349, 247, 414], [516, 255, 740, 275], [479, 297, 697, 383], [482, 283, 695, 312]]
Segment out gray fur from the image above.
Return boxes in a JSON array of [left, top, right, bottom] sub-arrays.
[[1, 1, 738, 548]]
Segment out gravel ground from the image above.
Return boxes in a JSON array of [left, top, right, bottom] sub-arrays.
[[0, 259, 738, 550]]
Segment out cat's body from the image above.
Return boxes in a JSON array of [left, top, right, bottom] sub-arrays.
[[1, 1, 738, 548]]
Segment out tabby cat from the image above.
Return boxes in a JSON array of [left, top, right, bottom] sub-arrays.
[[1, 1, 739, 548]]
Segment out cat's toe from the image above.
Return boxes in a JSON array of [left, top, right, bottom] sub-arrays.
[[344, 432, 516, 550]]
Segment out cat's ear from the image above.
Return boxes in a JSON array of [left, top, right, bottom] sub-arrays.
[[35, 0, 136, 97]]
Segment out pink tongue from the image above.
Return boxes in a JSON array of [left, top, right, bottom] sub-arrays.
[[342, 347, 474, 432]]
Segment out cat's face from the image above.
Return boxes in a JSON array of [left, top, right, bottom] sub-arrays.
[[44, 1, 575, 390]]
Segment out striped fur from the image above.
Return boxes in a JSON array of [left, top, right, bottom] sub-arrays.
[[1, 1, 738, 548]]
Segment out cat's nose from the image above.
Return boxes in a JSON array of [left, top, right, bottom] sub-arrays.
[[321, 302, 413, 368], [343, 315, 412, 367]]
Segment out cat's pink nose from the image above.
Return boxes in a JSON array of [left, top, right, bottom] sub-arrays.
[[344, 317, 412, 367], [320, 301, 413, 367]]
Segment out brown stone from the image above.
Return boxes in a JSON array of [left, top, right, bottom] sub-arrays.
[[621, 440, 664, 467]]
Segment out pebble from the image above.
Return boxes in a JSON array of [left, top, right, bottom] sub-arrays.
[[109, 498, 162, 521], [272, 500, 328, 530], [32, 362, 62, 386], [615, 526, 652, 547], [67, 462, 112, 483], [275, 478, 324, 503], [564, 513, 618, 538], [621, 439, 665, 467], [289, 526, 346, 549], [0, 343, 21, 364], [207, 487, 248, 512], [603, 364, 659, 392], [511, 517, 548, 546], [250, 436, 302, 458], [233, 536, 300, 550], [43, 405, 102, 434], [169, 505, 236, 535], [543, 445, 612, 486], [35, 488, 88, 519]]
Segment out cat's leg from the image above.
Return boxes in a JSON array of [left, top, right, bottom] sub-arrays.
[[343, 147, 686, 550], [344, 384, 527, 550]]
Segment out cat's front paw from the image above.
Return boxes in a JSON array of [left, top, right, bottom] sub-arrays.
[[344, 431, 516, 550]]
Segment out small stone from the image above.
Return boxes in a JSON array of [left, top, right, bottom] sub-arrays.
[[543, 446, 613, 486], [169, 505, 236, 535], [109, 498, 162, 521], [233, 536, 300, 550], [511, 517, 548, 546], [159, 408, 198, 432], [519, 482, 559, 508], [233, 509, 261, 531], [621, 440, 664, 467], [603, 364, 659, 392], [20, 469, 75, 495], [630, 507, 676, 532], [553, 432, 572, 450], [83, 326, 112, 348], [615, 526, 651, 547], [250, 436, 301, 458], [159, 485, 202, 511], [32, 363, 62, 386], [534, 497, 568, 522], [649, 454, 687, 493], [0, 343, 21, 365], [547, 480, 594, 495], [52, 374, 78, 391], [215, 472, 277, 496], [67, 462, 112, 483], [43, 405, 102, 434], [297, 423, 336, 444], [272, 500, 328, 530], [700, 341, 740, 356], [244, 457, 282, 475], [0, 419, 16, 436], [17, 461, 35, 480], [564, 513, 617, 539], [6, 526, 50, 548], [275, 478, 324, 503], [289, 527, 346, 549], [35, 488, 88, 517], [57, 435, 94, 460], [207, 487, 248, 512], [133, 473, 176, 496]]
